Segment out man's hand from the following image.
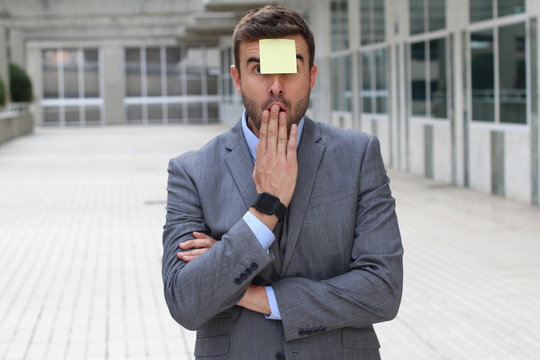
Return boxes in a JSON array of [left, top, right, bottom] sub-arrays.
[[177, 232, 216, 262], [251, 105, 298, 230], [253, 104, 298, 206], [237, 284, 271, 315]]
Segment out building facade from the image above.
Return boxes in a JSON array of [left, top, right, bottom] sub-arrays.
[[0, 0, 539, 206]]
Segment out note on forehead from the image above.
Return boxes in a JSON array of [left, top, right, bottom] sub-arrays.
[[259, 39, 297, 74]]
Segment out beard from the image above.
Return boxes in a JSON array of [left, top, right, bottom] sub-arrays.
[[242, 92, 310, 134]]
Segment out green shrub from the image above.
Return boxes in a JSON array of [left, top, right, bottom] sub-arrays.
[[0, 76, 6, 108], [9, 63, 33, 103]]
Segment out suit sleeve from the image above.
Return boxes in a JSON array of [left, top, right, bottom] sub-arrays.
[[162, 156, 272, 330], [272, 136, 404, 341]]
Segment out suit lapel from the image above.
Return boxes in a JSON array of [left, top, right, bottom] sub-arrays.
[[280, 118, 325, 275], [224, 121, 256, 209]]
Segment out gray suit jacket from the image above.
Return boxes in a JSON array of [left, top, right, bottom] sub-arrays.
[[162, 118, 403, 360]]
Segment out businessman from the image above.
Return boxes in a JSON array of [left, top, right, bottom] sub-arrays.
[[162, 5, 403, 360]]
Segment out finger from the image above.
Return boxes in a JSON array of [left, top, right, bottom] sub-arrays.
[[180, 239, 214, 249], [192, 232, 216, 243], [287, 123, 298, 160], [266, 104, 280, 157], [256, 109, 270, 159], [277, 110, 288, 156]]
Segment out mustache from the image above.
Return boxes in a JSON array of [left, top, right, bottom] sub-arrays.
[[261, 96, 291, 111]]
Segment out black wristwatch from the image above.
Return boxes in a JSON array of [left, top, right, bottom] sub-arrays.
[[251, 192, 287, 221]]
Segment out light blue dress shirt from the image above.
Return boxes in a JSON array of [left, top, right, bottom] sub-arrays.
[[240, 110, 304, 320]]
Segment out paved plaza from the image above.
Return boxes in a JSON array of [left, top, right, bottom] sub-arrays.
[[0, 124, 539, 360]]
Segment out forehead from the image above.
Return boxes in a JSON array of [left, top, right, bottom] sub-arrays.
[[238, 34, 309, 63]]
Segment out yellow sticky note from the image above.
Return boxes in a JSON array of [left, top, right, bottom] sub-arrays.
[[259, 39, 297, 74]]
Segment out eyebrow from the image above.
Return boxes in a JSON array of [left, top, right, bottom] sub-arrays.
[[246, 55, 304, 65]]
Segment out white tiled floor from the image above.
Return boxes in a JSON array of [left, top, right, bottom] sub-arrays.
[[0, 125, 539, 359]]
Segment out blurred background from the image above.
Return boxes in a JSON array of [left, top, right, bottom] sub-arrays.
[[0, 1, 539, 359], [0, 0, 538, 205]]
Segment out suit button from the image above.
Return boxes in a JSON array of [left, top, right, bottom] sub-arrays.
[[276, 352, 285, 360], [298, 329, 305, 336], [234, 277, 242, 285], [305, 329, 313, 336], [250, 262, 258, 270], [239, 272, 247, 280], [245, 267, 253, 275]]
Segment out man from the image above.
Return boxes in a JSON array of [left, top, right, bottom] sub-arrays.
[[162, 5, 403, 360]]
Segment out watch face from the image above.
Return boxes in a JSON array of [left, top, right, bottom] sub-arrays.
[[258, 193, 277, 212]]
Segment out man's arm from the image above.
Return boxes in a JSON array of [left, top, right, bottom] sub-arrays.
[[269, 136, 403, 341], [162, 105, 298, 329]]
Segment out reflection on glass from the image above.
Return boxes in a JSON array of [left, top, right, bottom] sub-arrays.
[[331, 0, 349, 51], [374, 2, 385, 43], [187, 47, 203, 95], [361, 0, 385, 45], [125, 48, 142, 97], [146, 48, 162, 96], [361, 53, 372, 113], [470, 0, 493, 22], [65, 106, 80, 126], [85, 106, 101, 124], [429, 0, 446, 31], [42, 50, 59, 99], [471, 30, 495, 121], [188, 103, 203, 123], [498, 0, 525, 17], [126, 104, 143, 123], [84, 50, 99, 97], [499, 23, 526, 124], [63, 49, 79, 98], [410, 0, 425, 35], [331, 55, 352, 112], [411, 41, 427, 116], [168, 103, 183, 123], [375, 49, 388, 114], [148, 103, 163, 123], [361, 0, 371, 45], [43, 106, 60, 125], [430, 38, 447, 118], [166, 47, 182, 96]]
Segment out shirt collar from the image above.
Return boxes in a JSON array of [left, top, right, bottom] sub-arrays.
[[241, 110, 305, 161]]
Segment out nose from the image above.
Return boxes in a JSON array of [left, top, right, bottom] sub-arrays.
[[268, 74, 285, 96]]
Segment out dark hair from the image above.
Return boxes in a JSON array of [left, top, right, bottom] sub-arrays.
[[232, 5, 315, 71]]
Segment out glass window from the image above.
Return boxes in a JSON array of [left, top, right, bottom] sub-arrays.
[[331, 55, 352, 112], [166, 47, 183, 96], [361, 53, 373, 113], [374, 49, 388, 114], [42, 50, 59, 99], [470, 0, 493, 22], [429, 0, 446, 31], [126, 104, 143, 123], [125, 48, 142, 97], [410, 0, 425, 35], [148, 103, 163, 123], [470, 29, 495, 122], [331, 0, 349, 51], [186, 47, 203, 95], [62, 49, 79, 98], [206, 47, 220, 96], [430, 38, 447, 118], [361, 0, 386, 45], [83, 49, 99, 97], [146, 48, 162, 96], [188, 103, 203, 123], [498, 0, 525, 17], [168, 103, 183, 123], [85, 106, 101, 124], [64, 106, 80, 126], [43, 106, 60, 125], [411, 41, 427, 116], [499, 23, 526, 124]]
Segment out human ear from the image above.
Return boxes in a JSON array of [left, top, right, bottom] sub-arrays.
[[231, 65, 242, 94], [309, 64, 318, 90]]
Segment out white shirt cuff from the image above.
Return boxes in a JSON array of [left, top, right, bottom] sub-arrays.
[[264, 286, 282, 320], [242, 211, 275, 249]]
